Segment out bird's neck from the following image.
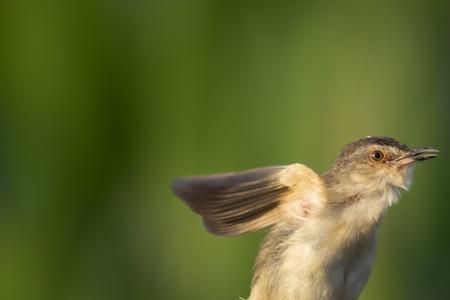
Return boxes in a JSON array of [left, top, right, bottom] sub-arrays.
[[321, 171, 401, 233]]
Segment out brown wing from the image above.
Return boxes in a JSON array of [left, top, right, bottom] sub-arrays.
[[171, 164, 322, 236]]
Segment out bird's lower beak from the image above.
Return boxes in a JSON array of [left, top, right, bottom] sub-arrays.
[[394, 147, 439, 166]]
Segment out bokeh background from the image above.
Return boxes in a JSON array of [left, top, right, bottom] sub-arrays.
[[1, 1, 449, 299]]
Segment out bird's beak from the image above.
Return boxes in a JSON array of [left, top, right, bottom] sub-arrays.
[[394, 147, 439, 166]]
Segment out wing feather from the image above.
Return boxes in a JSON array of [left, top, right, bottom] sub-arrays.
[[171, 164, 321, 236]]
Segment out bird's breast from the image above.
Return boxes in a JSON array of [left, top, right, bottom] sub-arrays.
[[250, 219, 378, 300]]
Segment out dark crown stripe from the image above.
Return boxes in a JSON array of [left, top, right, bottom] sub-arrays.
[[340, 136, 409, 156]]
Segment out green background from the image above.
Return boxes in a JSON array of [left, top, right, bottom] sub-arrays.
[[0, 1, 449, 299]]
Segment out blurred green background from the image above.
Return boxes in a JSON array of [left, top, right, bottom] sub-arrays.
[[0, 1, 449, 299]]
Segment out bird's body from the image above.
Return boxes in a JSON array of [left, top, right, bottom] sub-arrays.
[[172, 136, 438, 300], [250, 220, 377, 300], [250, 164, 391, 300]]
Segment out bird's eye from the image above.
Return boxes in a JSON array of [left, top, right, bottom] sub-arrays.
[[370, 150, 385, 161]]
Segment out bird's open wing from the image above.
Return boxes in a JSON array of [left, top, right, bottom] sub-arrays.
[[171, 163, 324, 236]]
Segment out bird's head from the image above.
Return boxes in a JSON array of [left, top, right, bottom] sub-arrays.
[[328, 136, 439, 192]]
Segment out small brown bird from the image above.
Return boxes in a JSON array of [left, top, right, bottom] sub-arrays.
[[171, 136, 438, 300]]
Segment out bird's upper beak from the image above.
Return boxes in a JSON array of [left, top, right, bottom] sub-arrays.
[[394, 147, 439, 166]]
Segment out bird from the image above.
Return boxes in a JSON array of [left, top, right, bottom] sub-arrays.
[[171, 136, 439, 300]]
